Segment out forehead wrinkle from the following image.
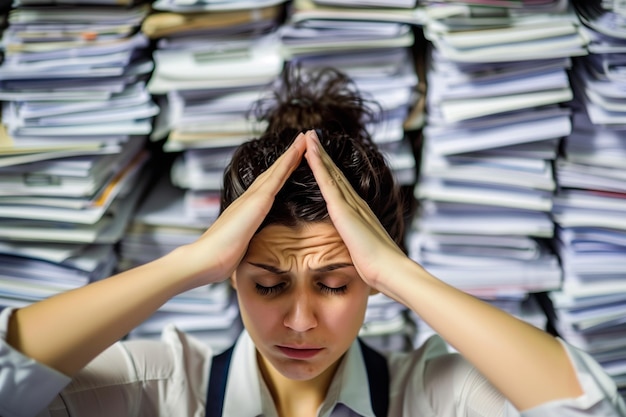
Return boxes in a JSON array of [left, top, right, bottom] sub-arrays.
[[245, 223, 351, 271], [311, 262, 354, 273]]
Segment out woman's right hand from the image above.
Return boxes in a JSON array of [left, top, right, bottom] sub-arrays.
[[182, 132, 307, 287]]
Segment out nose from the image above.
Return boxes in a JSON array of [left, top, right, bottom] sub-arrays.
[[283, 290, 318, 332]]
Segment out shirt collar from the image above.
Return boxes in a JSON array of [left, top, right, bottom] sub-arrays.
[[222, 331, 376, 417], [222, 330, 265, 416], [320, 340, 377, 417]]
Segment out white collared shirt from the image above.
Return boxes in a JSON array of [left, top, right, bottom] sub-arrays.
[[0, 307, 625, 417]]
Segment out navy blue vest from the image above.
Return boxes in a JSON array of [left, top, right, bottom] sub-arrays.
[[205, 339, 389, 417]]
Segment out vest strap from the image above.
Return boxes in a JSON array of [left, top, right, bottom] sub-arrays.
[[205, 345, 234, 417], [358, 339, 390, 417]]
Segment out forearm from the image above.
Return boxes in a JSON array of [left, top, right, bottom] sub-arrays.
[[383, 256, 583, 411], [6, 245, 201, 377]]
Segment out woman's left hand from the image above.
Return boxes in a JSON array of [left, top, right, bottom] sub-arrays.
[[303, 129, 409, 292]]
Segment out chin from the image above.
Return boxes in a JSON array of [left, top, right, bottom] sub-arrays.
[[275, 361, 328, 381]]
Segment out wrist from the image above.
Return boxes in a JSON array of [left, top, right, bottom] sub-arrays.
[[375, 256, 440, 306], [159, 242, 227, 291]]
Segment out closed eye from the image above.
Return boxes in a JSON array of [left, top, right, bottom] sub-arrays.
[[255, 282, 286, 296], [318, 283, 347, 295]]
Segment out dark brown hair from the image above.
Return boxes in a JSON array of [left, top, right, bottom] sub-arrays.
[[221, 67, 406, 248]]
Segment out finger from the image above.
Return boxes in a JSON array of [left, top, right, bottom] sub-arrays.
[[248, 132, 306, 194], [304, 130, 393, 240], [304, 130, 348, 204], [304, 130, 365, 209], [218, 132, 306, 224]]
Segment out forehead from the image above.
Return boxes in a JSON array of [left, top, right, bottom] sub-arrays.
[[245, 222, 349, 261]]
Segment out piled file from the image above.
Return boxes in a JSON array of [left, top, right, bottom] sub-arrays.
[[286, 0, 422, 25], [117, 173, 209, 271], [311, 0, 418, 9], [119, 1, 288, 349], [144, 1, 285, 150], [408, 2, 588, 344], [550, 0, 626, 398], [282, 0, 424, 187], [360, 293, 416, 352], [0, 242, 118, 308], [281, 0, 424, 351], [142, 0, 286, 211], [0, 2, 155, 308]]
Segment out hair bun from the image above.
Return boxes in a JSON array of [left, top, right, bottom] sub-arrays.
[[251, 66, 379, 145]]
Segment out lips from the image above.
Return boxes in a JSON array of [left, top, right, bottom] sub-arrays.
[[277, 345, 324, 359]]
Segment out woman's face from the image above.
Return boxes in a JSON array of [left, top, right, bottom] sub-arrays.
[[232, 222, 371, 382]]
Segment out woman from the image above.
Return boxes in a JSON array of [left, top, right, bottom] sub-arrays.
[[1, 68, 624, 417]]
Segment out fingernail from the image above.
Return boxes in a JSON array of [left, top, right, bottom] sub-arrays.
[[310, 129, 321, 140]]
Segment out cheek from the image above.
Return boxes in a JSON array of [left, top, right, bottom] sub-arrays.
[[236, 287, 274, 327], [235, 285, 296, 339], [319, 292, 370, 335]]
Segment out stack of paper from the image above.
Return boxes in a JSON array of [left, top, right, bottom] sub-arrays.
[[117, 174, 208, 271], [0, 1, 155, 309], [359, 293, 416, 352], [282, 0, 424, 186], [0, 4, 156, 147], [169, 146, 233, 217], [313, 0, 418, 9], [550, 0, 626, 397], [0, 242, 118, 308], [409, 4, 588, 305], [142, 0, 286, 219], [144, 1, 286, 150], [422, 0, 586, 63], [419, 0, 572, 19], [288, 0, 423, 25], [118, 2, 288, 347]]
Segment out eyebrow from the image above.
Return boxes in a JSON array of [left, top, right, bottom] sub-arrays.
[[247, 262, 354, 274]]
